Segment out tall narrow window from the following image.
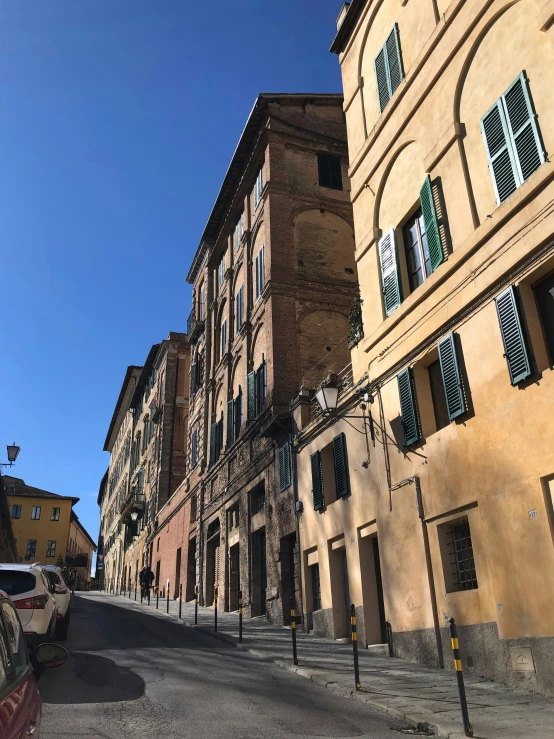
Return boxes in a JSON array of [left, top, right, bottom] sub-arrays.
[[218, 254, 226, 287], [374, 24, 404, 113], [220, 320, 227, 359], [236, 286, 244, 333], [481, 72, 545, 205], [235, 214, 244, 250], [378, 229, 401, 316], [403, 210, 430, 293], [256, 359, 266, 414], [51, 507, 60, 521], [11, 505, 21, 519], [254, 168, 263, 208], [46, 541, 56, 558], [428, 360, 450, 432], [191, 428, 199, 468], [255, 247, 265, 302], [26, 540, 37, 558], [31, 506, 41, 521], [278, 442, 291, 492], [534, 271, 554, 364], [439, 517, 478, 593], [198, 284, 205, 320], [227, 398, 235, 447], [317, 153, 342, 190], [234, 389, 242, 439]]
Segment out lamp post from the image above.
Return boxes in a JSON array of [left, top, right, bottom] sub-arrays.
[[0, 444, 21, 472]]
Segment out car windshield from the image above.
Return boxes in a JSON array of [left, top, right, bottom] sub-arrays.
[[0, 571, 36, 596]]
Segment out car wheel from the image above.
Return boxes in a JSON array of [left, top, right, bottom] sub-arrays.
[[56, 609, 70, 641]]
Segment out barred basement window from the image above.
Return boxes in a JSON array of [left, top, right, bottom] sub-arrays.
[[439, 516, 478, 593], [250, 486, 265, 516]]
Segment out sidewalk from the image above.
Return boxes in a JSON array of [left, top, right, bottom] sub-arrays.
[[106, 591, 554, 739]]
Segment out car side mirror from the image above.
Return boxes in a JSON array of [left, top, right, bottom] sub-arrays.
[[35, 643, 68, 669]]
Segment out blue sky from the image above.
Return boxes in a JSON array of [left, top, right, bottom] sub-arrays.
[[0, 0, 343, 558]]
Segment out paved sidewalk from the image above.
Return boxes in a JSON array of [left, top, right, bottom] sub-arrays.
[[105, 591, 554, 739]]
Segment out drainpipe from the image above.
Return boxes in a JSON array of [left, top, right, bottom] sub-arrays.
[[198, 478, 205, 606], [415, 476, 444, 669]]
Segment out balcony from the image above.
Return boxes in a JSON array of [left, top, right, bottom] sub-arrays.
[[120, 488, 145, 524], [187, 308, 205, 344]]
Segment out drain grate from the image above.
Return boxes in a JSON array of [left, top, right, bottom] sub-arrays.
[[393, 724, 436, 736]]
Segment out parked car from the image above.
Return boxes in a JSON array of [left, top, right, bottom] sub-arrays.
[[0, 588, 67, 739], [42, 566, 71, 640], [0, 564, 57, 654]]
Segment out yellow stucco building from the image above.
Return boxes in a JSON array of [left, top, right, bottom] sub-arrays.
[[4, 475, 78, 566], [67, 511, 97, 583], [294, 0, 554, 698]]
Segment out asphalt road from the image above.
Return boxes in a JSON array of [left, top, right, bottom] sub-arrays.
[[39, 593, 411, 738]]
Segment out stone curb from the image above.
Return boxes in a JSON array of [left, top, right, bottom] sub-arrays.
[[107, 595, 460, 738]]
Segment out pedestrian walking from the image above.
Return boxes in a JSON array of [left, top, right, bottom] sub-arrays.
[[142, 564, 155, 605]]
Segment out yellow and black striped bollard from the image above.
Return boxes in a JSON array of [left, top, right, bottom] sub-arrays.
[[351, 604, 361, 690], [214, 587, 218, 632], [239, 590, 243, 643], [290, 596, 298, 665], [450, 618, 473, 737]]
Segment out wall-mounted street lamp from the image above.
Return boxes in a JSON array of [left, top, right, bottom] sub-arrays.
[[130, 511, 139, 522], [315, 386, 340, 414], [1, 443, 21, 469]]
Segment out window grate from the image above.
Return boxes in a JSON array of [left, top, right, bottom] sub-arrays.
[[446, 521, 478, 592]]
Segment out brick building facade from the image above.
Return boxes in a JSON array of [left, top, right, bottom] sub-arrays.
[[176, 94, 357, 624]]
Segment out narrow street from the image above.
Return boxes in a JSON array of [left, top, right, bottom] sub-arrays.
[[39, 593, 410, 738]]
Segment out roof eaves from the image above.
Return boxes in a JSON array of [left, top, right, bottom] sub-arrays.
[[330, 0, 366, 55], [103, 366, 142, 452], [130, 344, 161, 409]]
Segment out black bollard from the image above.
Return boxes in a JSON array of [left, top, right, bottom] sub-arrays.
[[166, 584, 170, 614], [450, 619, 473, 737], [214, 587, 218, 632], [156, 588, 159, 610], [134, 585, 137, 601], [179, 584, 182, 619], [239, 590, 243, 643], [195, 584, 198, 625], [351, 604, 361, 690], [290, 596, 298, 666]]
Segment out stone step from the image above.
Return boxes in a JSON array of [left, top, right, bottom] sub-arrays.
[[365, 643, 389, 656]]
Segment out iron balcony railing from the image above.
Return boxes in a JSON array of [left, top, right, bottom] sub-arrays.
[[187, 307, 206, 344]]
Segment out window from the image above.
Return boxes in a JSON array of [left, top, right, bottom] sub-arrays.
[[278, 443, 291, 492], [428, 360, 450, 432], [254, 168, 263, 208], [31, 506, 41, 520], [317, 153, 342, 190], [234, 389, 242, 440], [309, 433, 350, 511], [51, 507, 60, 521], [191, 428, 199, 468], [5, 486, 15, 493], [255, 246, 265, 302], [439, 517, 478, 593], [535, 272, 554, 364], [311, 564, 322, 612], [250, 486, 265, 515], [26, 540, 37, 559], [236, 286, 244, 333], [46, 541, 57, 558], [481, 72, 545, 205], [220, 320, 227, 360], [218, 254, 226, 287], [256, 360, 266, 414], [198, 284, 205, 320], [495, 285, 532, 385], [403, 210, 431, 292], [11, 505, 21, 519], [227, 398, 235, 448], [375, 24, 404, 112], [397, 368, 422, 446], [190, 495, 197, 523], [209, 415, 224, 466], [235, 214, 244, 250]]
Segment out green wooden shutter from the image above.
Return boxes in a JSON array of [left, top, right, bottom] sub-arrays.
[[438, 334, 466, 421], [503, 72, 545, 185], [190, 362, 197, 395], [209, 423, 217, 466], [397, 368, 421, 446], [311, 451, 324, 511], [227, 399, 235, 447], [278, 444, 291, 492], [495, 285, 532, 385], [332, 433, 350, 498], [247, 371, 256, 420], [234, 393, 242, 439], [481, 100, 519, 204], [374, 47, 390, 112], [420, 176, 443, 272], [385, 24, 403, 97], [378, 229, 401, 316]]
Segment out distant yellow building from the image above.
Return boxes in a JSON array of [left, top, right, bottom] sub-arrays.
[[67, 511, 97, 583], [4, 475, 78, 566]]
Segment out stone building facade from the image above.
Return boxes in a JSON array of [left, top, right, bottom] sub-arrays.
[[292, 0, 554, 696], [178, 94, 357, 624]]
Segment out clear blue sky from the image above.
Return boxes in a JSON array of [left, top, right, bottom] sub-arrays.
[[0, 0, 343, 557]]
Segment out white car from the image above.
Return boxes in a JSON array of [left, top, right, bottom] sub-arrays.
[[42, 565, 71, 640], [0, 563, 58, 654]]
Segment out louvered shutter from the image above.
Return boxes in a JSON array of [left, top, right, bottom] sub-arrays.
[[278, 444, 291, 492], [374, 47, 390, 112], [227, 399, 235, 447], [311, 451, 324, 511], [378, 229, 401, 316], [190, 363, 197, 395], [209, 423, 217, 466], [332, 433, 350, 498], [234, 393, 242, 438], [503, 72, 545, 185], [495, 285, 532, 385], [437, 334, 466, 421], [420, 176, 443, 272], [247, 371, 256, 421], [481, 101, 519, 204], [386, 25, 403, 97], [397, 368, 421, 446]]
